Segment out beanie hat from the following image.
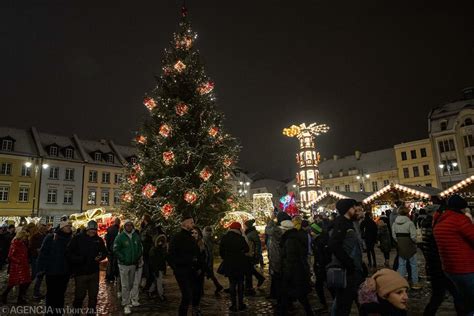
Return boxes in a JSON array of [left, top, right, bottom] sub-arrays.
[[336, 199, 357, 215], [424, 204, 439, 215], [372, 269, 409, 298], [123, 219, 133, 226], [228, 222, 242, 230], [277, 212, 291, 225], [244, 219, 255, 227], [59, 220, 72, 229], [447, 194, 468, 211], [301, 220, 309, 228], [310, 222, 322, 235], [280, 220, 294, 230], [182, 212, 194, 222], [86, 220, 98, 231]]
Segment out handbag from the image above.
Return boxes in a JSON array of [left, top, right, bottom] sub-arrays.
[[326, 260, 347, 289]]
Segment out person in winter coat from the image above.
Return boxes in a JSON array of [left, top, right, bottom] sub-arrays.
[[358, 268, 409, 316], [433, 194, 474, 314], [202, 226, 223, 295], [37, 220, 72, 316], [243, 219, 265, 294], [190, 226, 207, 314], [219, 222, 249, 312], [280, 220, 314, 316], [311, 221, 333, 311], [28, 223, 48, 299], [140, 214, 157, 291], [420, 204, 464, 316], [360, 211, 378, 268], [376, 219, 391, 267], [392, 207, 420, 289], [114, 219, 143, 315], [148, 234, 167, 300], [0, 223, 9, 270], [105, 217, 121, 282], [67, 220, 107, 316], [1, 230, 31, 304], [167, 214, 201, 316]]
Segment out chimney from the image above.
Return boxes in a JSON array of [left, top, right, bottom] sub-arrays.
[[99, 139, 107, 145], [355, 150, 361, 160], [463, 87, 474, 100], [333, 155, 339, 161]]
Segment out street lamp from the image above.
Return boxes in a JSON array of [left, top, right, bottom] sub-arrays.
[[26, 160, 49, 217], [439, 161, 458, 186], [356, 172, 370, 192], [238, 181, 250, 197]]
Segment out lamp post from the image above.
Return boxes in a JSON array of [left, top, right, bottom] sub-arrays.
[[27, 160, 49, 217], [356, 171, 370, 192], [439, 161, 458, 187], [238, 181, 250, 198]]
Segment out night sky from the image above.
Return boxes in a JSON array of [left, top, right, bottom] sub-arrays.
[[1, 1, 473, 180]]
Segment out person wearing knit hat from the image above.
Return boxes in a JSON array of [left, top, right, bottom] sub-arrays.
[[276, 212, 291, 225], [228, 222, 242, 231], [336, 199, 357, 216], [243, 218, 265, 295]]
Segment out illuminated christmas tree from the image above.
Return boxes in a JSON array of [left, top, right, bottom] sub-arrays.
[[252, 193, 274, 226], [121, 6, 239, 231]]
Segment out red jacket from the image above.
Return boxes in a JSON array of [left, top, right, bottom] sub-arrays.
[[8, 239, 31, 286], [434, 210, 474, 274]]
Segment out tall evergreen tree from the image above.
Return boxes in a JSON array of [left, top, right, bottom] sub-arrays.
[[121, 6, 239, 231]]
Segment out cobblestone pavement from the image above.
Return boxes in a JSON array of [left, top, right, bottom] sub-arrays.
[[0, 248, 455, 315]]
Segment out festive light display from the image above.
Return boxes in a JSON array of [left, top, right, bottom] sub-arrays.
[[135, 135, 147, 145], [142, 183, 158, 198], [159, 124, 171, 138], [127, 174, 138, 184], [143, 97, 157, 111], [184, 191, 198, 204], [208, 126, 219, 137], [279, 193, 299, 217], [309, 191, 350, 207], [252, 193, 274, 225], [122, 192, 133, 203], [363, 184, 431, 204], [440, 175, 474, 197], [174, 60, 187, 73], [176, 102, 189, 116], [223, 157, 233, 167], [199, 167, 212, 181], [162, 151, 175, 165], [220, 211, 255, 229], [161, 203, 174, 218], [197, 81, 215, 95], [69, 208, 115, 236]]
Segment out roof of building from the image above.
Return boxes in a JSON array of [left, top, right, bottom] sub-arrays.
[[0, 127, 38, 157], [429, 91, 474, 133], [78, 139, 122, 166], [319, 148, 396, 178], [37, 132, 84, 161]]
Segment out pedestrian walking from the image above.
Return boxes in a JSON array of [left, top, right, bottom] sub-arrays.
[[328, 199, 365, 316], [37, 220, 73, 316], [140, 214, 157, 291], [202, 226, 224, 295], [167, 214, 200, 316], [105, 217, 121, 283], [360, 211, 378, 269], [0, 223, 9, 270], [376, 219, 391, 267], [66, 220, 107, 315], [191, 226, 207, 315], [358, 269, 409, 316], [28, 223, 48, 299], [392, 207, 421, 289], [114, 219, 143, 315], [311, 222, 333, 312], [243, 219, 265, 295], [148, 234, 167, 300], [219, 222, 249, 312], [1, 230, 31, 304], [433, 194, 474, 315]]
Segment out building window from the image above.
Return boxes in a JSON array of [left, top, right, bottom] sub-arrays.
[[65, 148, 74, 159], [344, 184, 350, 192], [101, 191, 109, 206], [47, 189, 57, 203], [49, 146, 58, 156], [64, 190, 73, 204], [401, 152, 407, 161], [114, 191, 121, 205], [372, 181, 378, 192], [420, 148, 427, 157], [107, 154, 114, 163], [359, 183, 364, 191], [465, 118, 473, 126], [403, 168, 410, 178], [65, 168, 74, 181], [463, 134, 474, 148], [410, 150, 417, 159], [468, 155, 474, 168], [0, 186, 9, 201], [18, 187, 29, 202], [0, 163, 12, 175], [114, 173, 123, 184], [438, 139, 456, 153], [45, 216, 55, 224], [102, 172, 110, 184], [87, 190, 96, 205], [94, 153, 102, 161], [425, 183, 432, 187], [383, 180, 390, 186], [21, 165, 31, 177], [440, 121, 447, 131], [413, 166, 420, 177], [1, 140, 13, 151], [130, 157, 137, 164], [89, 170, 98, 183], [307, 170, 315, 185], [423, 164, 430, 176], [335, 185, 340, 191], [49, 167, 59, 180]]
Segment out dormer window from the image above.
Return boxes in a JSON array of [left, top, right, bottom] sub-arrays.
[[49, 146, 58, 156], [465, 118, 473, 126], [94, 152, 102, 161], [1, 139, 13, 152], [107, 154, 114, 163], [130, 157, 137, 164], [440, 121, 447, 131], [65, 148, 74, 159]]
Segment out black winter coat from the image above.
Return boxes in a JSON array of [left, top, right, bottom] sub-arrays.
[[168, 229, 199, 273], [420, 214, 445, 281], [105, 224, 119, 253], [359, 297, 407, 316], [37, 230, 72, 276], [219, 230, 249, 278], [360, 218, 378, 247], [281, 229, 311, 298], [149, 245, 167, 275], [66, 233, 107, 276]]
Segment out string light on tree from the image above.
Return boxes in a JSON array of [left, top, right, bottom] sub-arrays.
[[143, 97, 157, 111], [173, 60, 187, 73], [162, 151, 175, 165], [184, 191, 198, 204], [176, 102, 189, 116], [161, 203, 174, 218], [199, 167, 212, 181], [142, 183, 157, 198], [159, 124, 171, 138], [208, 126, 219, 138], [197, 81, 215, 95], [135, 135, 147, 145]]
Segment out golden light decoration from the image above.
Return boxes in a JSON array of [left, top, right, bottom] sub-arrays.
[[282, 123, 330, 138], [440, 175, 474, 197], [121, 192, 133, 203], [184, 191, 198, 204], [161, 203, 174, 218], [199, 167, 212, 181], [142, 183, 157, 199], [208, 126, 219, 138], [143, 97, 157, 111], [173, 60, 186, 73], [159, 124, 171, 138], [135, 135, 147, 145], [176, 102, 189, 116], [197, 81, 215, 95], [162, 151, 175, 165]]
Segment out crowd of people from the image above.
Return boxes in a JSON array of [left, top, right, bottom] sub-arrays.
[[0, 193, 472, 315]]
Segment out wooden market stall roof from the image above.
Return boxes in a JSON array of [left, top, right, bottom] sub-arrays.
[[439, 175, 474, 198], [310, 191, 372, 208], [363, 184, 441, 204]]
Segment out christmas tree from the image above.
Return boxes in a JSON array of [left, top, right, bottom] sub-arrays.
[[121, 6, 239, 232]]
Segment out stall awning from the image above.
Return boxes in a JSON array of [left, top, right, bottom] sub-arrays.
[[439, 175, 474, 198], [310, 191, 371, 207], [363, 184, 441, 204]]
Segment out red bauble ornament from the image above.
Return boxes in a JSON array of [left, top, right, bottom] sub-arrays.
[[142, 183, 157, 199], [121, 192, 133, 203], [199, 167, 212, 181], [208, 126, 219, 138], [143, 97, 157, 111], [135, 135, 147, 145], [176, 102, 189, 116], [161, 203, 174, 219], [159, 124, 171, 138], [163, 151, 175, 165], [184, 191, 198, 204], [197, 81, 215, 95]]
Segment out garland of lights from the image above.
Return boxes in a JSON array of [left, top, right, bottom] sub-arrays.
[[440, 175, 474, 197], [363, 184, 431, 204]]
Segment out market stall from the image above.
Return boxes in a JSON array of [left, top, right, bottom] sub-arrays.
[[439, 175, 474, 205], [69, 207, 116, 236], [309, 190, 372, 215]]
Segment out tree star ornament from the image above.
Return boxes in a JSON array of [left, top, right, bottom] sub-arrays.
[[135, 135, 147, 145], [208, 126, 219, 138], [197, 81, 215, 95], [184, 191, 198, 204], [199, 167, 212, 181], [173, 60, 186, 73], [159, 124, 171, 138], [162, 151, 175, 165], [143, 97, 157, 111], [161, 203, 174, 218], [142, 183, 157, 199], [175, 102, 189, 116]]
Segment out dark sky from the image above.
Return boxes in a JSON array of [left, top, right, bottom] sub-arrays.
[[1, 1, 473, 180]]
